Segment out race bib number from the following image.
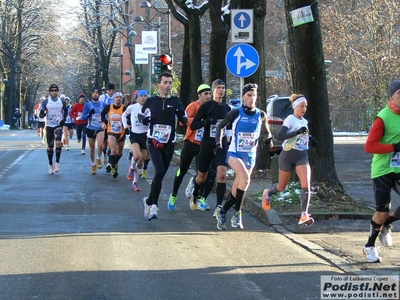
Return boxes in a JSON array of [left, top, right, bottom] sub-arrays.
[[110, 121, 122, 133], [238, 132, 256, 152], [210, 119, 223, 138], [153, 124, 172, 143], [194, 128, 204, 141], [293, 135, 309, 151], [90, 114, 101, 126], [390, 152, 400, 168], [49, 114, 61, 126]]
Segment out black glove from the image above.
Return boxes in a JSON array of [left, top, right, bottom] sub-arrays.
[[394, 143, 400, 153], [264, 137, 273, 149], [296, 126, 308, 135], [175, 108, 185, 119], [214, 143, 223, 155], [125, 127, 131, 135], [39, 110, 46, 118], [309, 136, 317, 147], [204, 117, 217, 126], [142, 116, 151, 125], [59, 120, 65, 127], [89, 108, 95, 116]]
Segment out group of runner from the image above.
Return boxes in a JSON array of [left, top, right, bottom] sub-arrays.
[[37, 74, 277, 231]]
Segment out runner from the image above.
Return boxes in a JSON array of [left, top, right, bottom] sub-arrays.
[[62, 97, 74, 150], [214, 83, 273, 230], [71, 93, 88, 154], [138, 72, 187, 220], [80, 88, 105, 174], [101, 91, 127, 178], [39, 84, 68, 174], [122, 89, 150, 190], [167, 84, 212, 211], [190, 79, 231, 212]]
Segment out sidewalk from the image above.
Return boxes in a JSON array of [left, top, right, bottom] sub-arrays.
[[241, 177, 399, 276]]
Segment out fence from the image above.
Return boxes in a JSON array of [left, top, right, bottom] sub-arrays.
[[330, 108, 374, 132]]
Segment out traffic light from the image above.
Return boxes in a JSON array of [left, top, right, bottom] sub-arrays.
[[153, 55, 162, 76], [159, 53, 172, 73]]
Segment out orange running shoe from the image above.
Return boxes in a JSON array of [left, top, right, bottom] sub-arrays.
[[262, 189, 271, 211], [298, 214, 314, 226]]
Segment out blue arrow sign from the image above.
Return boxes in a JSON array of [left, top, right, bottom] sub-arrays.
[[234, 12, 251, 29], [225, 44, 259, 78]]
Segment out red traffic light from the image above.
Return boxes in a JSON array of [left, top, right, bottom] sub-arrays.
[[159, 54, 172, 65]]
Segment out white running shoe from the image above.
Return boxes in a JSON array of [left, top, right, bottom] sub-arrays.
[[379, 225, 393, 247], [48, 164, 54, 174], [362, 246, 382, 263], [54, 162, 60, 172], [149, 204, 159, 220], [185, 176, 195, 199], [142, 197, 150, 220], [81, 149, 85, 155]]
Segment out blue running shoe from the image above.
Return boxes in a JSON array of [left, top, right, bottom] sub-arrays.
[[197, 197, 210, 211], [167, 194, 177, 211], [215, 206, 227, 230]]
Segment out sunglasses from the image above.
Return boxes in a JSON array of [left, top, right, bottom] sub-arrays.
[[50, 90, 58, 92]]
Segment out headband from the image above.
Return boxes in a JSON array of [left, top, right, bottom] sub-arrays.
[[113, 92, 124, 98], [292, 97, 307, 109]]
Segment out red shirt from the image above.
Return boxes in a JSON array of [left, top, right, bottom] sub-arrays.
[[70, 103, 88, 125]]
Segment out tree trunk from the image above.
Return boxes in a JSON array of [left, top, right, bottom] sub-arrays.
[[208, 0, 230, 84], [285, 0, 341, 186]]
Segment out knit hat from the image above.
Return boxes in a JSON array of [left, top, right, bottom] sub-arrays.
[[389, 80, 400, 97], [48, 84, 59, 92], [211, 79, 225, 91], [78, 93, 85, 99], [137, 89, 149, 97], [242, 83, 258, 96], [197, 84, 211, 95]]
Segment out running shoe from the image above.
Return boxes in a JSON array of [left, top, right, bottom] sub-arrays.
[[362, 246, 382, 263], [81, 149, 85, 155], [77, 139, 81, 143], [149, 204, 159, 220], [185, 176, 195, 199], [197, 197, 210, 211], [142, 197, 150, 220], [91, 164, 97, 175], [132, 182, 141, 192], [54, 162, 60, 172], [140, 169, 147, 178], [298, 214, 314, 226], [128, 150, 133, 161], [215, 206, 226, 230], [379, 225, 393, 247], [66, 145, 70, 151], [96, 158, 103, 169], [231, 211, 243, 229], [48, 164, 54, 175], [167, 194, 177, 211], [106, 163, 112, 173], [112, 168, 118, 178], [189, 196, 198, 211], [213, 205, 222, 218], [127, 166, 134, 180], [262, 189, 271, 211]]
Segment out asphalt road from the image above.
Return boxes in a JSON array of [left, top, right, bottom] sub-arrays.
[[0, 130, 344, 300]]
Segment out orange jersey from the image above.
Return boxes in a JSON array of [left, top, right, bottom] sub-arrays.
[[184, 100, 203, 145], [107, 104, 125, 134]]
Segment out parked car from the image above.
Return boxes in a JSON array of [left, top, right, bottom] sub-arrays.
[[266, 94, 293, 155]]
